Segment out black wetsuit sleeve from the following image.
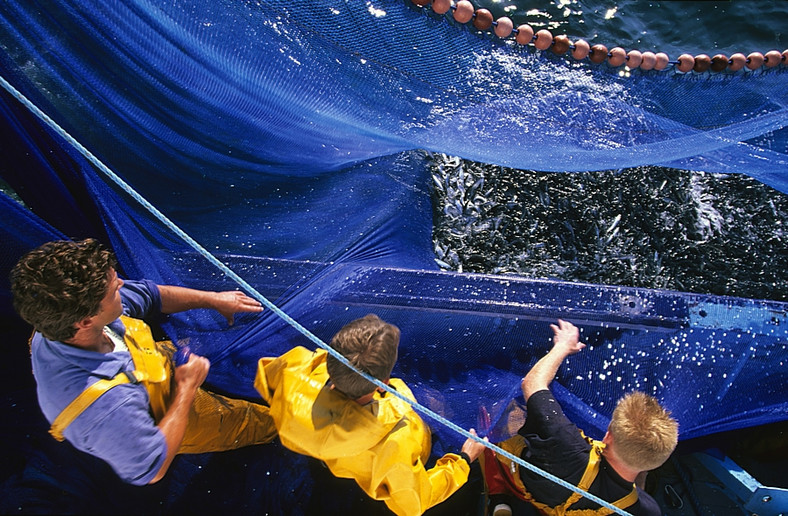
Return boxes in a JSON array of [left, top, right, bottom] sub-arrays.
[[515, 389, 592, 506]]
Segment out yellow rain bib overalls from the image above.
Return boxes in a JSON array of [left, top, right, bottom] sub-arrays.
[[481, 433, 638, 516], [50, 315, 276, 452], [255, 346, 471, 516]]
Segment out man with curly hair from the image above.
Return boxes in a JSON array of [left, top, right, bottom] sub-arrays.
[[483, 320, 679, 516], [11, 238, 277, 485]]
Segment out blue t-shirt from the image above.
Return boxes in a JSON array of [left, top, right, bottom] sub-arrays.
[[31, 279, 167, 485]]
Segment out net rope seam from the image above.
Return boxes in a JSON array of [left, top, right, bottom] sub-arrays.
[[0, 72, 634, 516]]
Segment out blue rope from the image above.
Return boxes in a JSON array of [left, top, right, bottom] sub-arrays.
[[0, 73, 633, 516]]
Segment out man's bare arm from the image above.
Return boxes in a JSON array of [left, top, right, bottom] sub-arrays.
[[521, 319, 585, 401], [158, 285, 263, 324], [149, 353, 209, 483]]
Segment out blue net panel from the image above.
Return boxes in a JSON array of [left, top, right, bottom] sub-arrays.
[[1, 0, 787, 513]]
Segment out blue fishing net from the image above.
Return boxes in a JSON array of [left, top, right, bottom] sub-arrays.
[[1, 0, 787, 512]]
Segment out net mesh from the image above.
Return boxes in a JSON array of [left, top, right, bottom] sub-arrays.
[[1, 0, 787, 512]]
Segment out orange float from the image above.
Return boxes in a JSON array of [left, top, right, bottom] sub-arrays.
[[654, 53, 669, 70], [472, 8, 493, 31], [710, 54, 729, 72], [589, 44, 608, 64], [728, 53, 747, 72], [453, 0, 474, 24], [640, 52, 656, 70], [764, 50, 782, 67], [515, 24, 534, 46], [551, 35, 571, 55], [693, 54, 711, 73], [432, 0, 450, 15], [494, 17, 514, 38], [572, 39, 590, 60], [607, 47, 626, 67], [626, 50, 642, 68], [746, 52, 764, 70], [534, 29, 553, 51], [676, 54, 694, 73]]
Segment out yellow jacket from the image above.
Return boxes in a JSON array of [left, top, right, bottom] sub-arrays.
[[255, 346, 470, 516]]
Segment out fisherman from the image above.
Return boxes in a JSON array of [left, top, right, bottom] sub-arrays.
[[483, 320, 678, 516], [10, 238, 277, 485], [254, 314, 487, 516]]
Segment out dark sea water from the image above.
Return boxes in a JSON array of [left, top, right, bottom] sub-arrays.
[[430, 0, 788, 302], [475, 0, 786, 57]]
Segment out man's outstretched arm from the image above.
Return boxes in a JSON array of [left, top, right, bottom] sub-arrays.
[[158, 285, 263, 325], [521, 319, 585, 401]]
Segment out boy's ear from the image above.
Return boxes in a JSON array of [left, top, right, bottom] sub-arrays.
[[74, 314, 98, 331], [376, 378, 391, 392]]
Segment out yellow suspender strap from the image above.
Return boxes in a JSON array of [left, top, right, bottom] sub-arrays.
[[611, 487, 639, 511], [561, 441, 639, 516], [560, 440, 604, 508], [119, 315, 173, 422], [49, 370, 149, 442], [488, 435, 639, 516]]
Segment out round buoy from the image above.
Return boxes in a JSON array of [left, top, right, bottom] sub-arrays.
[[764, 50, 782, 67], [515, 24, 534, 46], [494, 17, 513, 38], [676, 54, 694, 73], [626, 50, 642, 68], [432, 0, 451, 15], [640, 51, 656, 70], [710, 54, 729, 72], [534, 29, 553, 51], [728, 53, 746, 71], [572, 39, 590, 60], [453, 1, 474, 24], [473, 8, 493, 31], [552, 35, 571, 55], [693, 54, 711, 73], [655, 52, 670, 70], [589, 44, 608, 64], [607, 47, 626, 67], [746, 52, 764, 70]]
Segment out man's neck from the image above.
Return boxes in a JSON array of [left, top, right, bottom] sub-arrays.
[[66, 326, 113, 353], [602, 448, 640, 483], [600, 432, 641, 483], [353, 391, 375, 405]]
